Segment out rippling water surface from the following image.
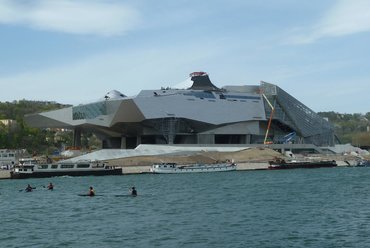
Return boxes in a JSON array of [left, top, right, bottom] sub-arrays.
[[1, 167, 370, 247]]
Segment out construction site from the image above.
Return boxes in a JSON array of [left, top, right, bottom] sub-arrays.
[[14, 72, 367, 175]]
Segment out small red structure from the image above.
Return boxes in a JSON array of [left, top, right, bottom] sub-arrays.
[[189, 71, 208, 77]]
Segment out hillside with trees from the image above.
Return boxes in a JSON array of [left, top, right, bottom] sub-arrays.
[[0, 100, 72, 155], [318, 112, 370, 148]]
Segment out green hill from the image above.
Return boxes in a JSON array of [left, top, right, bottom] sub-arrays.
[[0, 100, 72, 154], [318, 111, 370, 148]]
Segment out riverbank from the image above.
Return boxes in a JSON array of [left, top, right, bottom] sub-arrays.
[[0, 161, 354, 179], [0, 147, 362, 179], [0, 163, 268, 179]]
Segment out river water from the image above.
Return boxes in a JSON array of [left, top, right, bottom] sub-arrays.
[[1, 167, 370, 247]]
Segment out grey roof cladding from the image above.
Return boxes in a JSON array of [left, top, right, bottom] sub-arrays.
[[133, 90, 265, 125]]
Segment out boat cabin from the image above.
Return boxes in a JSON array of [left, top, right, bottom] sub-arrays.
[[14, 160, 112, 173], [152, 163, 177, 169]]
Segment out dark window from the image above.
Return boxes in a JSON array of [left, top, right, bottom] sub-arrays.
[[60, 164, 75, 169], [183, 91, 215, 99], [223, 95, 261, 100], [77, 164, 90, 168]]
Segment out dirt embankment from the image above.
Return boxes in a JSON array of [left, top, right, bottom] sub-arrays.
[[105, 147, 364, 168], [106, 148, 283, 167], [36, 147, 365, 168]]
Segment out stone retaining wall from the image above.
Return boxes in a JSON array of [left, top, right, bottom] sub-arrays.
[[0, 170, 10, 179], [236, 162, 269, 170]]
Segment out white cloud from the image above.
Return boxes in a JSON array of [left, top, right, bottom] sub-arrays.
[[285, 0, 370, 44], [0, 0, 140, 36]]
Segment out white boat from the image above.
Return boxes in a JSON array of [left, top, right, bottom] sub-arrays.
[[0, 149, 17, 169], [18, 157, 39, 165], [11, 160, 122, 179], [150, 162, 237, 174]]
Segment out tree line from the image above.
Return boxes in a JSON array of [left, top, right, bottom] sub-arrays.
[[317, 111, 370, 147]]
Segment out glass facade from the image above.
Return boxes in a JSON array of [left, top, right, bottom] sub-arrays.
[[72, 102, 107, 120]]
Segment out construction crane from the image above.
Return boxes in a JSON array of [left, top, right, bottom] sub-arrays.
[[262, 94, 275, 145]]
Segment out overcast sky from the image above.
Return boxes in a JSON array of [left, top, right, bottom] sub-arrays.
[[0, 0, 369, 114]]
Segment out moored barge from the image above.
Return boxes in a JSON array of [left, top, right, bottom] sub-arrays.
[[268, 158, 337, 170], [11, 160, 122, 179], [150, 162, 237, 173]]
